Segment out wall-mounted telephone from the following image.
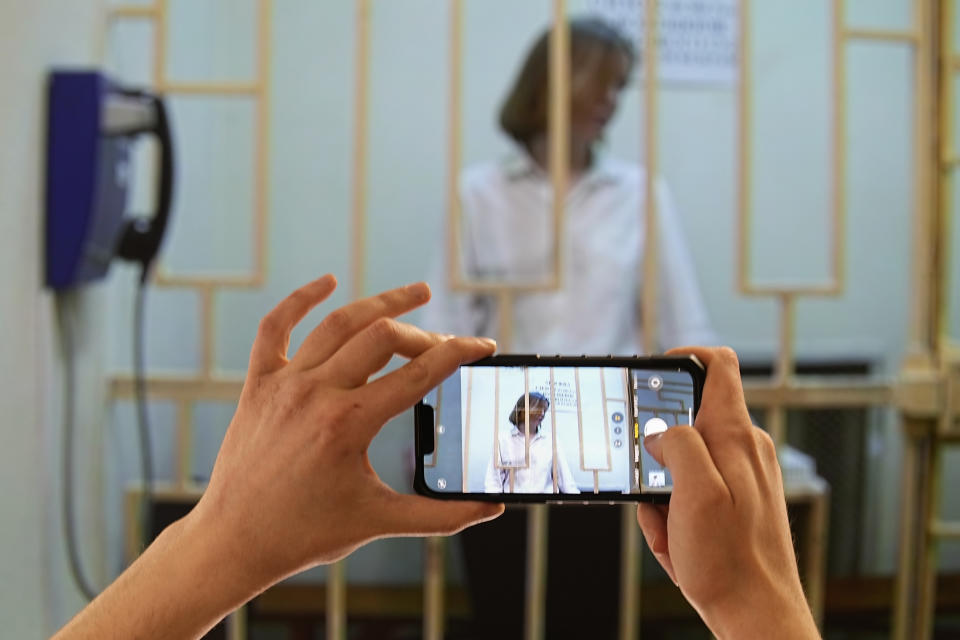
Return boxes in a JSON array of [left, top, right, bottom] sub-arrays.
[[46, 70, 177, 602], [46, 70, 175, 288]]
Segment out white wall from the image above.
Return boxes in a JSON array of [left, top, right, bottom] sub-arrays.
[[0, 0, 109, 636]]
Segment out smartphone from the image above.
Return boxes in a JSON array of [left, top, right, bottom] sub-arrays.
[[413, 354, 704, 503]]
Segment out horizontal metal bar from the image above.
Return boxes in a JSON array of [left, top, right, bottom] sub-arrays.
[[111, 375, 243, 401], [154, 271, 264, 289], [449, 277, 562, 294], [158, 82, 262, 96], [742, 379, 894, 408], [740, 282, 843, 297], [127, 483, 204, 501], [930, 521, 960, 538], [107, 5, 157, 19], [843, 28, 920, 43]]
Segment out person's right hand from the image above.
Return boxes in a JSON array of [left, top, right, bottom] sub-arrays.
[[637, 347, 820, 639]]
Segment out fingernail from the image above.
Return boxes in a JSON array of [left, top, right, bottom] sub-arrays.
[[478, 337, 497, 348], [406, 282, 430, 299], [643, 432, 662, 453]]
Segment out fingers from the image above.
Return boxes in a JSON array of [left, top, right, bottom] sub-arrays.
[[290, 282, 432, 372], [665, 346, 751, 427], [249, 275, 337, 374], [356, 336, 497, 433], [377, 494, 505, 538], [637, 504, 676, 584], [319, 319, 450, 388], [664, 346, 769, 497], [643, 426, 730, 503]]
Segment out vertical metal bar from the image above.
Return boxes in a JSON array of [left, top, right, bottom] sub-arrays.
[[494, 366, 501, 478], [893, 421, 924, 640], [498, 291, 515, 354], [804, 491, 829, 627], [641, 0, 660, 353], [548, 0, 569, 291], [423, 536, 445, 640], [736, 0, 752, 294], [200, 285, 215, 378], [831, 0, 846, 293], [894, 1, 941, 634], [175, 400, 192, 490], [575, 367, 585, 470], [619, 367, 639, 640], [938, 0, 955, 344], [766, 406, 787, 457], [327, 2, 370, 632], [225, 606, 247, 640], [550, 367, 559, 493], [526, 2, 567, 625], [525, 366, 531, 466], [463, 366, 473, 489], [600, 367, 612, 471], [618, 504, 640, 640], [153, 0, 167, 88], [326, 559, 347, 640], [350, 0, 371, 300], [912, 2, 951, 633], [771, 293, 795, 447], [917, 436, 943, 639], [448, 0, 464, 289], [524, 504, 549, 640], [253, 0, 272, 286]]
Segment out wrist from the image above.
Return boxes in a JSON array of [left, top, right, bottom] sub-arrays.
[[701, 580, 820, 640], [52, 508, 277, 640], [171, 506, 278, 612]]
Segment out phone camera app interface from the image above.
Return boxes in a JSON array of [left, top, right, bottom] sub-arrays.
[[631, 369, 696, 493], [421, 365, 697, 496]]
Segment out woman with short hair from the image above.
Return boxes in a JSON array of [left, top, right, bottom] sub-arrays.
[[425, 17, 716, 354]]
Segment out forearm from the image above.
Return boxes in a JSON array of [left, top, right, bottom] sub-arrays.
[[53, 512, 268, 640]]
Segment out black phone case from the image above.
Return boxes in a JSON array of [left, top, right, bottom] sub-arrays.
[[413, 354, 705, 504]]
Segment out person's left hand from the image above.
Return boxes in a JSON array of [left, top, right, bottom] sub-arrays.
[[188, 275, 504, 587]]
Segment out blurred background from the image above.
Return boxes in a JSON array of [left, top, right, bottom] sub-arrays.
[[2, 0, 960, 638]]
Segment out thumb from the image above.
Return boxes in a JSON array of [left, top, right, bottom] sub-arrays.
[[378, 493, 504, 538], [643, 430, 666, 465], [642, 425, 727, 500]]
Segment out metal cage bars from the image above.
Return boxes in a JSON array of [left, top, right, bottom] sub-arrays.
[[105, 2, 273, 638], [101, 0, 960, 638], [105, 0, 273, 453], [892, 1, 960, 637]]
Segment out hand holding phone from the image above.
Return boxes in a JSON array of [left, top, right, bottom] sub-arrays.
[[637, 347, 820, 639], [414, 354, 705, 503]]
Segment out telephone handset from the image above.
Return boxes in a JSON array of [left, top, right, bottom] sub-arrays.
[[111, 90, 175, 279]]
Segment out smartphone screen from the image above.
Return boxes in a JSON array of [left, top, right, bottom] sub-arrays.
[[414, 356, 702, 502]]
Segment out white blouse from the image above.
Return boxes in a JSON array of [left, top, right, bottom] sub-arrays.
[[423, 151, 716, 354], [483, 427, 580, 494]]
